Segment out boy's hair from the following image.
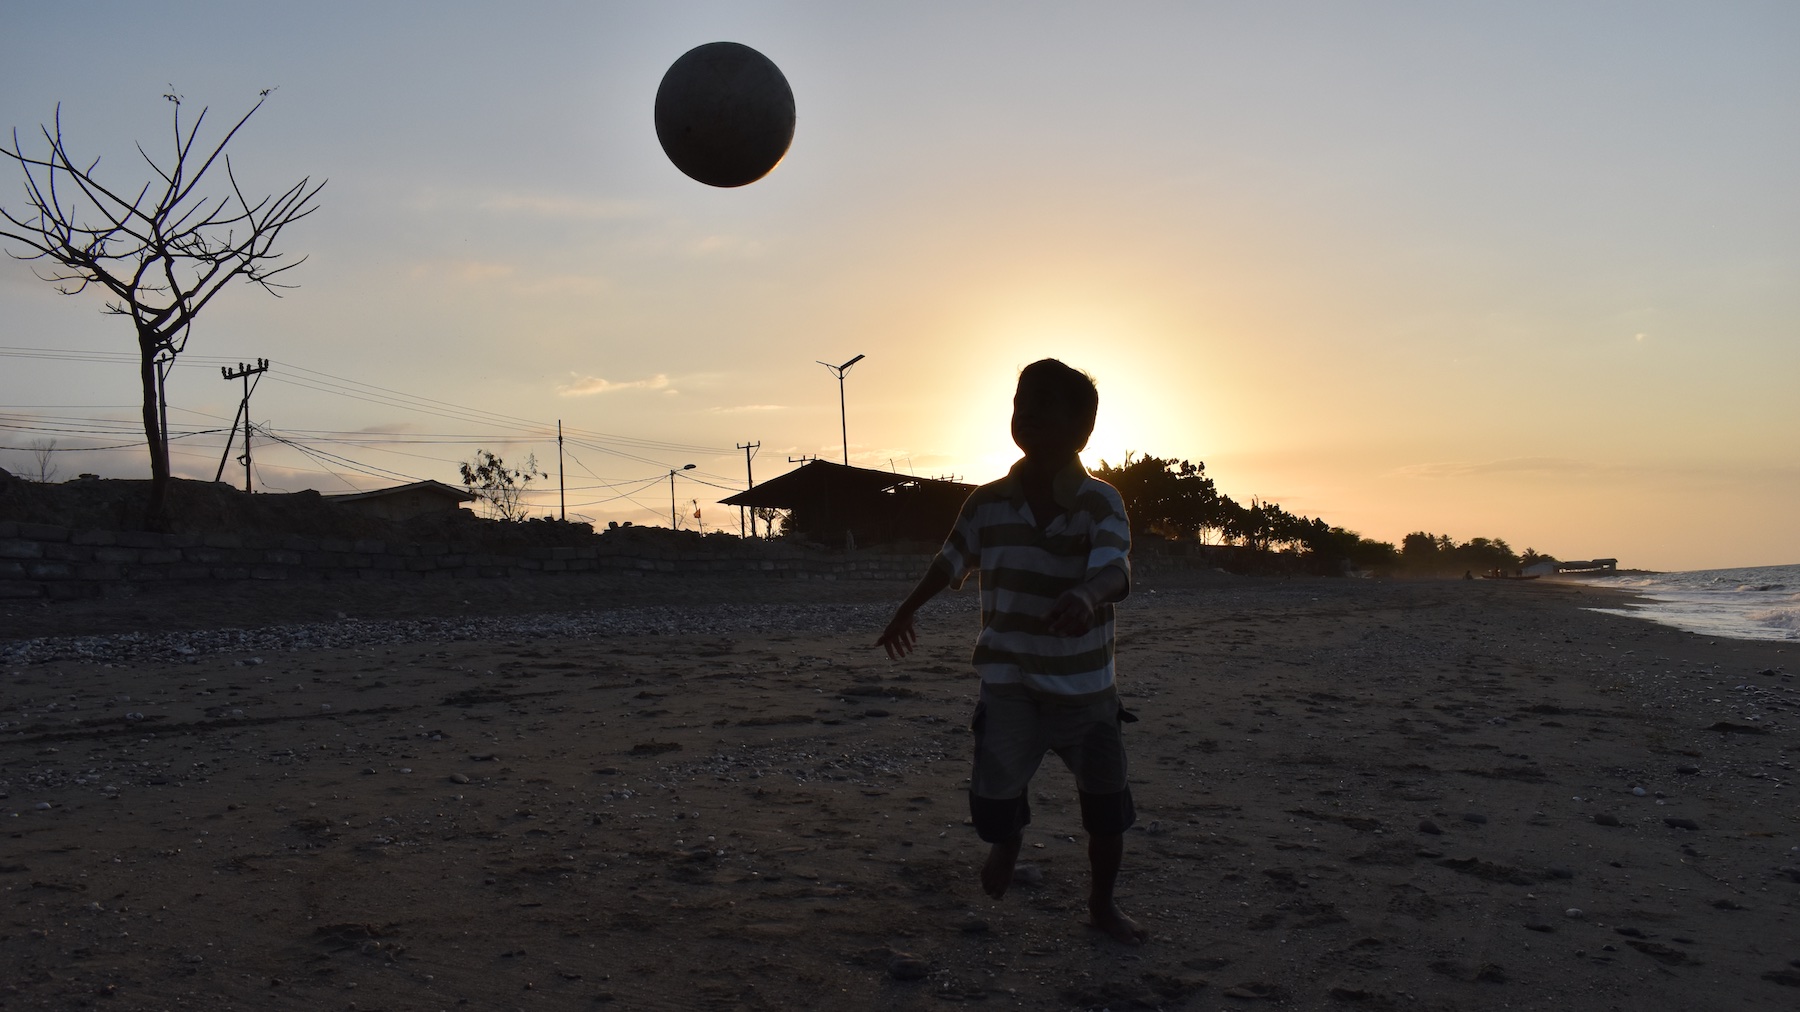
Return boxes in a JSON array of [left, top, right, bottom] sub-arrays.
[[1018, 359, 1098, 422]]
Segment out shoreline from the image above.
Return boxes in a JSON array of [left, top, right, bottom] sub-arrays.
[[2, 575, 1795, 1010]]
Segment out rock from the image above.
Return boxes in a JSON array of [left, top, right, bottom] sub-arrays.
[[1676, 765, 1700, 775], [1565, 908, 1584, 919], [33, 801, 51, 811], [1416, 820, 1443, 835], [1461, 813, 1488, 825], [1594, 813, 1622, 827], [450, 773, 471, 785], [887, 954, 930, 980], [1663, 817, 1700, 831], [1631, 787, 1647, 797]]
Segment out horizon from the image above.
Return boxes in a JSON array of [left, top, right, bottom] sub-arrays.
[[3, 3, 1796, 572]]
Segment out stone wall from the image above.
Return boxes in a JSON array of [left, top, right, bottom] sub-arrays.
[[0, 521, 933, 601]]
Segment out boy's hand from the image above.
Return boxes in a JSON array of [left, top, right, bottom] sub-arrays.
[[876, 609, 919, 659], [1046, 585, 1099, 636]]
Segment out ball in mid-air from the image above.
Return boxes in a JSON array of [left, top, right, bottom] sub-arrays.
[[655, 42, 795, 188]]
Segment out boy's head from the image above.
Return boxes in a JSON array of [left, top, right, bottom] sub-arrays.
[[1012, 359, 1098, 465]]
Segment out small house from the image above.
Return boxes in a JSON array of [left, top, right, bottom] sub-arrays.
[[720, 460, 972, 546], [324, 479, 476, 522]]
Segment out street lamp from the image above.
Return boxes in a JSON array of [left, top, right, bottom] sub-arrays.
[[669, 463, 695, 528], [816, 353, 865, 466]]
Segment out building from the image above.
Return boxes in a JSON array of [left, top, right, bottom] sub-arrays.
[[720, 460, 972, 546], [324, 480, 477, 522]]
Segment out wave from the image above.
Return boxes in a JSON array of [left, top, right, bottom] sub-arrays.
[[1576, 563, 1800, 642]]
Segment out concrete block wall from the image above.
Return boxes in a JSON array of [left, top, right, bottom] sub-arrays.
[[0, 521, 934, 602]]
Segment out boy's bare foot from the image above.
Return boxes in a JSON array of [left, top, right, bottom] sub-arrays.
[[980, 837, 1022, 899], [1089, 900, 1149, 945]]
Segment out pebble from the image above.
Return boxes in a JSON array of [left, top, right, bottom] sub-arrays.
[[1632, 787, 1647, 797], [887, 954, 930, 981], [2, 601, 927, 666]]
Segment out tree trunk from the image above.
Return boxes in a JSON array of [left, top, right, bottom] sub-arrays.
[[138, 333, 169, 529]]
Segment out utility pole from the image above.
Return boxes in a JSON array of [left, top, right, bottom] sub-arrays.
[[154, 350, 175, 474], [736, 440, 760, 538], [217, 359, 269, 493], [816, 354, 864, 466], [557, 420, 566, 521], [668, 463, 695, 529]]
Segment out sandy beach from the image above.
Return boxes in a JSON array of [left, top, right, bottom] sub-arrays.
[[2, 571, 1796, 1011]]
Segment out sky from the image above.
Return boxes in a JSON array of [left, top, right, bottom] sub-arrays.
[[2, 1, 1795, 571]]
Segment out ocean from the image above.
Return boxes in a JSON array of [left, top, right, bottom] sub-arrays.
[[1573, 563, 1800, 643]]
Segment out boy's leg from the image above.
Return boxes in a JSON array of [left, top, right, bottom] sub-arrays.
[[968, 687, 1046, 899], [1058, 693, 1148, 943], [981, 834, 1023, 900], [1085, 828, 1147, 944]]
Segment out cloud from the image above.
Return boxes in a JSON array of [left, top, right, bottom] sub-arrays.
[[708, 404, 785, 414], [557, 373, 672, 397], [689, 234, 768, 258], [1386, 457, 1611, 480], [409, 260, 516, 283], [476, 192, 649, 220]]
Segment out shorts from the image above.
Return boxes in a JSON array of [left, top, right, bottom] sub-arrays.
[[967, 682, 1136, 842]]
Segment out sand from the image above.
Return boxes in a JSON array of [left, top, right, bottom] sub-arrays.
[[2, 571, 1796, 1011]]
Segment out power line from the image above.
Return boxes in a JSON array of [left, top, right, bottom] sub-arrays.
[[2, 345, 753, 499]]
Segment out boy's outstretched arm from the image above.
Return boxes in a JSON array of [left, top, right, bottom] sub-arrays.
[[1045, 565, 1129, 637], [876, 564, 952, 659]]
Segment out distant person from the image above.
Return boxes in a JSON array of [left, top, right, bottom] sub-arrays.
[[876, 358, 1147, 944]]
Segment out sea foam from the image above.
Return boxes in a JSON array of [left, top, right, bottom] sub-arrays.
[[1579, 563, 1800, 642]]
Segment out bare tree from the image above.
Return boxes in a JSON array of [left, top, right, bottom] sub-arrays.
[[0, 90, 323, 524], [27, 438, 60, 483]]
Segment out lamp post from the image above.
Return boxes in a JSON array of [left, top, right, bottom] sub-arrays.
[[669, 463, 695, 528], [816, 354, 865, 466], [669, 464, 694, 529]]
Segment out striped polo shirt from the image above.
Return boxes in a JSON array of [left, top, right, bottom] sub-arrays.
[[932, 459, 1132, 696]]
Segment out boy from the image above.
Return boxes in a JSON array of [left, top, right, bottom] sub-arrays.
[[876, 358, 1146, 945]]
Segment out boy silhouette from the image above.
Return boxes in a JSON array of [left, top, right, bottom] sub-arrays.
[[877, 358, 1146, 944]]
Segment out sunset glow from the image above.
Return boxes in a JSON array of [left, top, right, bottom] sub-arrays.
[[3, 3, 1795, 570]]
